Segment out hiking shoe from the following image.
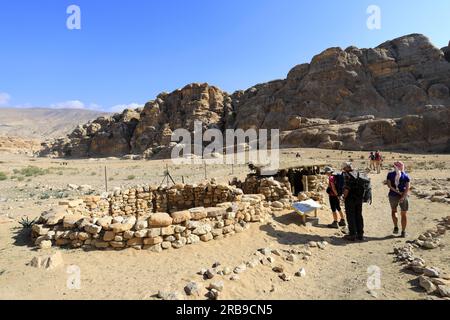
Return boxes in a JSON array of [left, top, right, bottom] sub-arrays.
[[357, 235, 365, 241], [339, 219, 347, 227], [328, 221, 339, 229], [393, 227, 399, 235], [343, 235, 356, 242], [401, 231, 407, 238]]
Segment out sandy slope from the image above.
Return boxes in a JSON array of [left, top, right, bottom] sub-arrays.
[[0, 150, 448, 300], [0, 108, 109, 139]]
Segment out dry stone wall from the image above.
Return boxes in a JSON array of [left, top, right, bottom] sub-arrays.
[[31, 183, 271, 252]]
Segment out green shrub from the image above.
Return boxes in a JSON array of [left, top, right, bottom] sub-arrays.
[[19, 166, 50, 177], [127, 175, 136, 180], [39, 193, 51, 200], [0, 172, 7, 181]]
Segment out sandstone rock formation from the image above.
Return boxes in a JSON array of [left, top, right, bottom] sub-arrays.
[[40, 34, 450, 158]]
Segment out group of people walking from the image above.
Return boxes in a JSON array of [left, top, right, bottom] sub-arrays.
[[369, 151, 383, 174], [323, 158, 411, 242]]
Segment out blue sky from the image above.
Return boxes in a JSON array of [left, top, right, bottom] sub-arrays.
[[0, 0, 449, 112]]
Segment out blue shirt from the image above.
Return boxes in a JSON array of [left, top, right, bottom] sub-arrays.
[[387, 171, 410, 197]]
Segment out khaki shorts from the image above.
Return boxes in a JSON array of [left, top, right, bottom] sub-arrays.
[[389, 195, 409, 212]]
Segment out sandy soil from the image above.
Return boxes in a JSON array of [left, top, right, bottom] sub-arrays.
[[0, 149, 448, 300]]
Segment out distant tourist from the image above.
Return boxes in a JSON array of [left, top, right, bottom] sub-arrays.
[[375, 151, 383, 174], [386, 161, 411, 238], [324, 167, 346, 229], [369, 152, 376, 171], [342, 162, 369, 241]]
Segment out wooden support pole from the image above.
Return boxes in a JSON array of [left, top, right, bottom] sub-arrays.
[[104, 166, 108, 192]]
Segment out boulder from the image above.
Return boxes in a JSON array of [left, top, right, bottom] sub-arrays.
[[170, 210, 191, 224], [189, 207, 208, 220], [148, 213, 173, 227]]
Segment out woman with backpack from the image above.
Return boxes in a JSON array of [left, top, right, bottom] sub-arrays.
[[386, 161, 411, 238], [324, 166, 346, 229]]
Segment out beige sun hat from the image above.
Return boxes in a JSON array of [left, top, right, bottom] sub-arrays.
[[324, 166, 334, 174]]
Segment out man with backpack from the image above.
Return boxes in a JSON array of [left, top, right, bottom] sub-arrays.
[[375, 151, 383, 174], [386, 161, 411, 238], [369, 152, 376, 171], [324, 166, 346, 229], [342, 162, 372, 242]]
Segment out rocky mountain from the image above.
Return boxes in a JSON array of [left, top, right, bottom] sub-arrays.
[[0, 108, 109, 139], [40, 34, 450, 158]]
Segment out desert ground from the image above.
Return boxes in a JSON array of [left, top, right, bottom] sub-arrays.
[[0, 148, 448, 300]]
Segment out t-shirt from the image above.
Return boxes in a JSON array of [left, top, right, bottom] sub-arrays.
[[328, 175, 337, 197], [387, 171, 410, 197], [369, 154, 376, 161]]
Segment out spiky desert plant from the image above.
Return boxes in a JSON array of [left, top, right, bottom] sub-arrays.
[[18, 216, 38, 229]]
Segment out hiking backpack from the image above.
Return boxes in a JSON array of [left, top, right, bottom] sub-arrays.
[[348, 171, 372, 204], [334, 173, 345, 196]]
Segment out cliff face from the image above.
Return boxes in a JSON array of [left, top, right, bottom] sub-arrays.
[[229, 34, 450, 131], [40, 34, 450, 158], [130, 83, 232, 157]]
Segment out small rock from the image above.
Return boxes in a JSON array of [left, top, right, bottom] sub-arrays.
[[423, 267, 440, 278], [317, 242, 327, 250], [198, 268, 208, 276], [222, 267, 232, 275], [295, 268, 307, 278], [230, 275, 240, 281], [246, 259, 259, 269], [38, 240, 53, 250], [272, 265, 284, 273], [184, 281, 201, 296], [259, 248, 272, 256], [205, 269, 216, 280], [419, 276, 437, 294], [272, 249, 283, 257], [234, 264, 247, 274], [286, 254, 297, 262], [207, 289, 220, 300], [368, 290, 378, 298], [271, 201, 283, 209], [437, 285, 450, 298], [157, 291, 183, 300], [208, 281, 224, 292], [422, 241, 439, 250], [308, 241, 318, 248], [279, 273, 291, 282]]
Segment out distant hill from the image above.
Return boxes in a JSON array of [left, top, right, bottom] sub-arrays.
[[0, 108, 110, 140]]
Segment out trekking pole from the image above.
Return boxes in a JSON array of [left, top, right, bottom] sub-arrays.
[[104, 166, 108, 192]]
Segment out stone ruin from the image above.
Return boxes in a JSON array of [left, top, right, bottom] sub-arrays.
[[31, 183, 271, 252], [231, 165, 328, 204], [31, 171, 328, 252]]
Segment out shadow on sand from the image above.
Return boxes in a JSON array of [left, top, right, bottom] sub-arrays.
[[12, 227, 35, 248], [263, 210, 400, 247]]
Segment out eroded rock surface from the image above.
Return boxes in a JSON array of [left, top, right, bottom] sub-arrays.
[[40, 34, 450, 158]]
